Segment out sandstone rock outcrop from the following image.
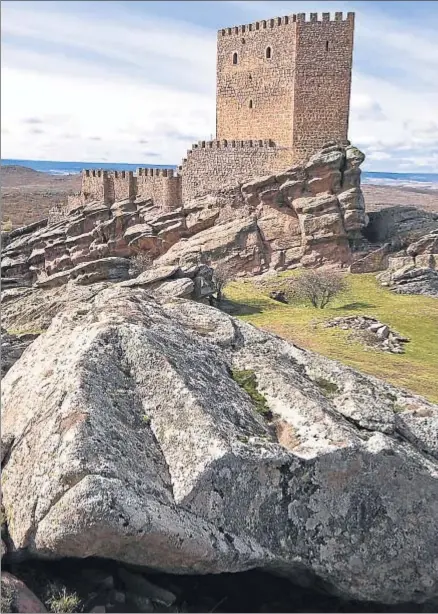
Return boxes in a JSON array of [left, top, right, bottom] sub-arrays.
[[376, 230, 438, 297], [364, 206, 438, 246], [2, 286, 437, 605], [1, 143, 369, 287]]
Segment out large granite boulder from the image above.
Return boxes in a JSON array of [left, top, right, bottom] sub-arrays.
[[1, 287, 437, 605], [1, 573, 47, 613]]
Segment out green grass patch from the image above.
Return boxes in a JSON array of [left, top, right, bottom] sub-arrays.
[[46, 586, 81, 613], [314, 377, 339, 396], [6, 328, 46, 336], [226, 273, 438, 403], [231, 369, 272, 419]]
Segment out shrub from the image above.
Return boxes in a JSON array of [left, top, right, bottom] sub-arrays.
[[231, 369, 272, 419], [46, 586, 81, 613], [287, 269, 348, 309], [1, 219, 13, 232], [1, 578, 15, 613], [130, 251, 153, 275], [314, 377, 339, 396], [212, 262, 233, 303]]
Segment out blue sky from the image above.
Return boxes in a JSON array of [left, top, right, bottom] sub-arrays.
[[1, 0, 437, 172]]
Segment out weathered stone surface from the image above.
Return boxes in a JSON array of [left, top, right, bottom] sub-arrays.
[[406, 229, 438, 257], [1, 328, 39, 377], [377, 242, 438, 298], [157, 217, 265, 275], [1, 283, 112, 332], [1, 572, 47, 613], [350, 244, 391, 274], [324, 317, 409, 354], [364, 206, 438, 246], [1, 287, 437, 604], [35, 257, 131, 288], [120, 265, 181, 288]]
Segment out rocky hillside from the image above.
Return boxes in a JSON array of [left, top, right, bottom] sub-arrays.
[[1, 281, 438, 610], [3, 144, 438, 301], [1, 143, 370, 285]]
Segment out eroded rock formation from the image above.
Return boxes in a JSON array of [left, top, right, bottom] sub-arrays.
[[376, 230, 438, 297], [1, 143, 368, 286]]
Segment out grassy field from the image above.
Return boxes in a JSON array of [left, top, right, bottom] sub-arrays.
[[226, 272, 438, 403]]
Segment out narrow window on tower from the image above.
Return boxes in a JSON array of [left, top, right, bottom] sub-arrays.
[[232, 52, 238, 65], [266, 46, 272, 59], [326, 41, 329, 51], [249, 100, 253, 109]]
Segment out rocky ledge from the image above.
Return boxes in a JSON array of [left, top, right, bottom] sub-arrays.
[[1, 283, 437, 606], [374, 230, 438, 297]]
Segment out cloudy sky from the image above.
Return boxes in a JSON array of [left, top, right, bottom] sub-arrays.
[[1, 0, 437, 172]]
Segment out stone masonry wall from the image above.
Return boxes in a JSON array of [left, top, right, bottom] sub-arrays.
[[180, 140, 294, 203], [292, 13, 354, 161], [72, 12, 355, 211], [81, 170, 109, 203], [77, 168, 182, 211], [216, 12, 354, 158], [216, 17, 296, 146], [136, 169, 182, 211]]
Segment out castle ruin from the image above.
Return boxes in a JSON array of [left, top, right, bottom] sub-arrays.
[[71, 11, 355, 212]]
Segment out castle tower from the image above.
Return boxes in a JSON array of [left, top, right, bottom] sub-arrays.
[[216, 12, 355, 160]]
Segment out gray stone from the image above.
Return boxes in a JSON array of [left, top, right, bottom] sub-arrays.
[[1, 287, 437, 605], [376, 325, 390, 340], [119, 569, 176, 606]]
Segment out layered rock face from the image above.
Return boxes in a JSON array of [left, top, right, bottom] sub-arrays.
[[376, 230, 438, 297], [1, 286, 437, 605], [1, 143, 368, 286]]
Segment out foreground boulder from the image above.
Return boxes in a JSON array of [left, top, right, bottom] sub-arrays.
[[1, 286, 437, 605]]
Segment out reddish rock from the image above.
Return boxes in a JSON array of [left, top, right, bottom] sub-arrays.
[[1, 572, 47, 613]]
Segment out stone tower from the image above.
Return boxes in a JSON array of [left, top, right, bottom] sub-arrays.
[[216, 12, 355, 161]]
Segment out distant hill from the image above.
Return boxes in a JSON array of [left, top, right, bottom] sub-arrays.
[[1, 165, 81, 229], [2, 164, 42, 174]]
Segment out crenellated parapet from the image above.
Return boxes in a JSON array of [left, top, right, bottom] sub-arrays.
[[79, 167, 182, 211], [218, 12, 354, 36]]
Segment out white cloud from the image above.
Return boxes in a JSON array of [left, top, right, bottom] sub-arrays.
[[1, 0, 437, 171]]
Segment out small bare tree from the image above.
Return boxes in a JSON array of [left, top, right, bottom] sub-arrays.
[[287, 269, 348, 309], [130, 249, 153, 276], [212, 262, 233, 303]]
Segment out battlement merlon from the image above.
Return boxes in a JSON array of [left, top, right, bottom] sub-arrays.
[[188, 139, 276, 154], [218, 12, 354, 36]]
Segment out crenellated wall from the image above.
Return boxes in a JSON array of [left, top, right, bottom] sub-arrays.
[[77, 168, 182, 211], [180, 139, 295, 203], [136, 168, 182, 210], [292, 12, 354, 161]]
